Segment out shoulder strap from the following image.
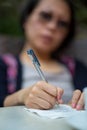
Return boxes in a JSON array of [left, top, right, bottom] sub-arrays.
[[1, 54, 18, 94], [59, 55, 76, 76]]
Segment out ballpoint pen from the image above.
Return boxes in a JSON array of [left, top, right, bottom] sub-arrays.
[[27, 49, 48, 82], [27, 49, 59, 105]]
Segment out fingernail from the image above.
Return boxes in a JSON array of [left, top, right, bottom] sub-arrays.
[[76, 105, 81, 110], [57, 95, 61, 100], [72, 103, 76, 108]]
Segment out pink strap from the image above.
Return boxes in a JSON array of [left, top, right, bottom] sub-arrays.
[[2, 54, 18, 94], [60, 55, 75, 76]]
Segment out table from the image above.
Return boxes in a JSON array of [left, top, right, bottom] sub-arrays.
[[0, 106, 74, 130]]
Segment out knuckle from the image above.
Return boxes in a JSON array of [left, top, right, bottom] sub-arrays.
[[75, 90, 81, 94], [72, 96, 80, 104], [57, 87, 64, 94], [50, 97, 56, 105], [72, 97, 78, 102], [27, 103, 33, 108], [45, 103, 52, 109], [36, 81, 42, 86], [60, 88, 64, 94], [25, 100, 30, 108], [29, 93, 34, 100], [31, 86, 38, 94], [36, 81, 46, 87], [78, 102, 83, 106], [36, 81, 43, 88]]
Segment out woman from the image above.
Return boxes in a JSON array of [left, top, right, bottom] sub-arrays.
[[0, 0, 87, 110]]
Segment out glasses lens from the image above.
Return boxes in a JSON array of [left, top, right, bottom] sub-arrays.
[[39, 12, 52, 22]]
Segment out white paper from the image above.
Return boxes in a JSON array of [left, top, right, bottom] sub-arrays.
[[24, 104, 84, 119]]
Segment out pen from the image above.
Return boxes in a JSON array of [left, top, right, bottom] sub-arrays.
[[27, 49, 58, 105], [27, 49, 48, 82]]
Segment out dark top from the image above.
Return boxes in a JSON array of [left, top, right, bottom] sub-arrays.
[[0, 55, 87, 107]]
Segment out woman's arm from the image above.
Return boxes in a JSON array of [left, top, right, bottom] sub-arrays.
[[3, 88, 29, 107]]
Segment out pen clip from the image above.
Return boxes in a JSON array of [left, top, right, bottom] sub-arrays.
[[27, 49, 40, 66]]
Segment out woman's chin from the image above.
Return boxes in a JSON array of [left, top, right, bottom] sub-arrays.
[[35, 44, 52, 52], [34, 42, 54, 52]]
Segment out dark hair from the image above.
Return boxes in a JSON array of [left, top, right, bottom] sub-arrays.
[[20, 0, 76, 58], [20, 0, 40, 31]]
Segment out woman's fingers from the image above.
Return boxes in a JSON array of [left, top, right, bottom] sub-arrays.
[[33, 96, 53, 109], [24, 81, 58, 109], [32, 87, 56, 106], [26, 102, 41, 109], [24, 81, 64, 109], [71, 90, 82, 109], [76, 93, 84, 110], [25, 94, 53, 109], [37, 81, 57, 97], [56, 87, 64, 104]]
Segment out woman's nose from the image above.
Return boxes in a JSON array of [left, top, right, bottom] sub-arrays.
[[46, 21, 57, 32]]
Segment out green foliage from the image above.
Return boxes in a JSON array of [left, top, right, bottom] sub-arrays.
[[0, 0, 22, 36], [0, 0, 87, 36], [75, 1, 87, 25]]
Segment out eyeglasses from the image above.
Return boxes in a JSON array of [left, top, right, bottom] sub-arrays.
[[39, 11, 70, 30]]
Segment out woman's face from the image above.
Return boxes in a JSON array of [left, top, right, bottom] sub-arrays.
[[24, 0, 71, 54]]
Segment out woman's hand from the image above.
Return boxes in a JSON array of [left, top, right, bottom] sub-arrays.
[[20, 81, 64, 110], [69, 90, 84, 110]]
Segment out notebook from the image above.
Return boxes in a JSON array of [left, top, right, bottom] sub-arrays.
[[24, 104, 84, 119]]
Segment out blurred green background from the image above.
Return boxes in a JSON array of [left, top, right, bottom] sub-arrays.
[[0, 0, 87, 36]]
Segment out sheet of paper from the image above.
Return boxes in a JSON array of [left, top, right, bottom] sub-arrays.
[[24, 104, 84, 119]]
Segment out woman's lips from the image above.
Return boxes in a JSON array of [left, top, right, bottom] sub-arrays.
[[40, 35, 53, 44]]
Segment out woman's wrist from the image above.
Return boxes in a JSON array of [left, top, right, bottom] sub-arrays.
[[3, 88, 28, 107], [17, 89, 27, 105], [17, 87, 31, 105], [3, 92, 21, 107]]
